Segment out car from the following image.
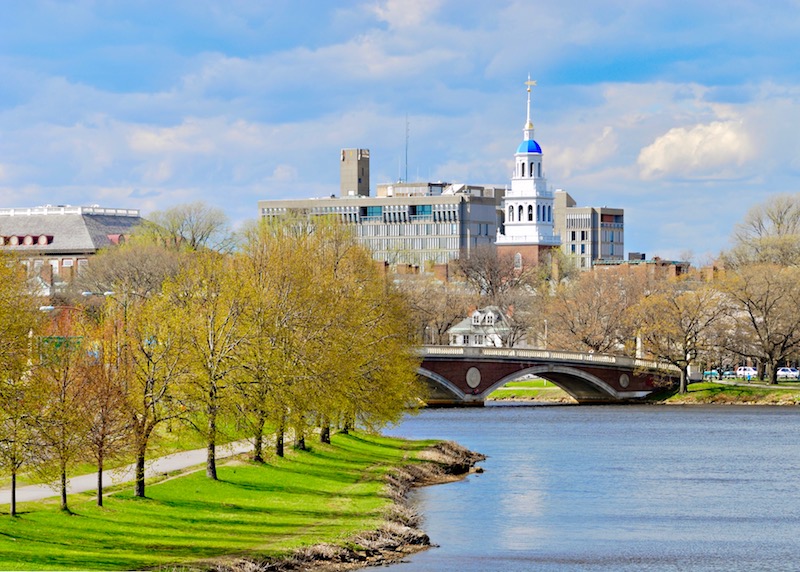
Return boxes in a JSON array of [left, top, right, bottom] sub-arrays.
[[736, 366, 758, 379], [777, 367, 799, 380], [703, 370, 720, 380], [722, 371, 736, 379]]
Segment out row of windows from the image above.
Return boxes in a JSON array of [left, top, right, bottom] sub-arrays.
[[364, 236, 461, 251], [507, 203, 552, 223], [565, 216, 591, 229], [358, 223, 460, 238], [21, 257, 89, 276]]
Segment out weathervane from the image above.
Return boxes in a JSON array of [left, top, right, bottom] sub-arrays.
[[524, 74, 536, 129]]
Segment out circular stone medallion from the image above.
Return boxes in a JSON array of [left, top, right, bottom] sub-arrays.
[[619, 373, 630, 388], [466, 367, 482, 389]]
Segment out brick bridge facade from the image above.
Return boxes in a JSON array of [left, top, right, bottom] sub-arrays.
[[417, 346, 678, 405]]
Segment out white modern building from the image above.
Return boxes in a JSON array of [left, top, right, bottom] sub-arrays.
[[554, 190, 624, 270]]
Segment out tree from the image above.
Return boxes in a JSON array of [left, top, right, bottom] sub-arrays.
[[30, 308, 91, 512], [74, 238, 184, 301], [138, 201, 233, 252], [725, 193, 800, 267], [394, 274, 473, 345], [79, 316, 133, 506], [124, 293, 189, 497], [454, 245, 535, 305], [236, 217, 316, 460], [720, 264, 800, 383], [166, 251, 250, 479], [545, 265, 647, 354], [0, 258, 42, 516], [632, 277, 727, 394]]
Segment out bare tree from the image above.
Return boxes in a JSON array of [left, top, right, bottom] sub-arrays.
[[633, 277, 728, 394], [139, 201, 233, 252], [545, 265, 648, 355], [720, 264, 800, 383], [725, 193, 800, 267]]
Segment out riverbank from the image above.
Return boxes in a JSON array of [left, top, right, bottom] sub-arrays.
[[0, 434, 484, 571], [488, 379, 800, 406], [213, 441, 485, 572]]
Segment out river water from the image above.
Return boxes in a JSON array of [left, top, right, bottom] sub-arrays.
[[383, 404, 800, 571]]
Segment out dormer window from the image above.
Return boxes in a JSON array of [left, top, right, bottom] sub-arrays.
[[486, 314, 495, 325], [472, 313, 481, 325]]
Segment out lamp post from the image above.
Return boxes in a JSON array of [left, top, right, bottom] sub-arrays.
[[543, 319, 548, 350]]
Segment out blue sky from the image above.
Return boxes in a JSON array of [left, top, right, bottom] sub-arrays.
[[1, 0, 799, 262]]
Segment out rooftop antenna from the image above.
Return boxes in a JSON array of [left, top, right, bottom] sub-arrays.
[[404, 114, 409, 184]]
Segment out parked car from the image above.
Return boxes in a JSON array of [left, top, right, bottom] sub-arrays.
[[722, 371, 736, 379], [736, 366, 758, 379], [703, 370, 720, 380], [777, 367, 799, 380]]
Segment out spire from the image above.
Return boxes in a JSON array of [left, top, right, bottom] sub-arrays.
[[524, 75, 536, 141]]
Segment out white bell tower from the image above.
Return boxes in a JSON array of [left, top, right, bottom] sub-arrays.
[[496, 76, 560, 253]]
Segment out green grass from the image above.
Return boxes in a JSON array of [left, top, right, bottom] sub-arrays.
[[487, 378, 572, 401], [0, 432, 436, 571], [662, 381, 800, 404]]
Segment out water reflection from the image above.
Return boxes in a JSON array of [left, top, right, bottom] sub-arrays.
[[383, 404, 800, 572]]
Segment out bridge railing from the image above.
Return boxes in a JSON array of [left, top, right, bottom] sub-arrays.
[[419, 345, 678, 373]]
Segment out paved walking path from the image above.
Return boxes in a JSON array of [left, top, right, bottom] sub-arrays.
[[0, 441, 252, 505]]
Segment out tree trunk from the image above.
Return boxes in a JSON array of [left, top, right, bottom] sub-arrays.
[[679, 367, 687, 395], [320, 424, 330, 444], [10, 471, 16, 517], [275, 427, 284, 458], [252, 413, 265, 463], [60, 467, 68, 512], [206, 412, 217, 480], [206, 389, 218, 480], [295, 432, 305, 451], [97, 455, 104, 507], [134, 448, 146, 498]]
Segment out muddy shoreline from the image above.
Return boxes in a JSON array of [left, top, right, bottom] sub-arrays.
[[204, 441, 486, 572]]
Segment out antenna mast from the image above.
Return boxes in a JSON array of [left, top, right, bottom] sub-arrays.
[[404, 114, 409, 183]]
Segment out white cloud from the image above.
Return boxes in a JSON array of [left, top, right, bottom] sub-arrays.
[[369, 0, 444, 29], [637, 120, 755, 180], [548, 126, 619, 179]]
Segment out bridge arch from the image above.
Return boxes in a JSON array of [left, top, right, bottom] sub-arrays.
[[417, 367, 483, 404], [483, 364, 621, 401]]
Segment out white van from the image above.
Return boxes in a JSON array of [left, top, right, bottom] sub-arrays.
[[736, 366, 757, 379]]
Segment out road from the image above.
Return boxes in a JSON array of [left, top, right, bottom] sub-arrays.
[[0, 440, 252, 505]]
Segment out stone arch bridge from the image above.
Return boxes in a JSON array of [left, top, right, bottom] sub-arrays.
[[417, 346, 679, 405]]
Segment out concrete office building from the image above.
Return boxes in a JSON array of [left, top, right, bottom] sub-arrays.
[[554, 190, 624, 270], [259, 142, 506, 268], [340, 148, 370, 197], [259, 174, 503, 267]]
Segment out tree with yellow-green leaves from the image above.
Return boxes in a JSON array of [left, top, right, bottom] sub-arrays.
[[236, 217, 318, 459], [165, 251, 251, 480], [123, 292, 190, 498], [0, 256, 43, 516], [29, 306, 92, 513], [306, 220, 422, 439]]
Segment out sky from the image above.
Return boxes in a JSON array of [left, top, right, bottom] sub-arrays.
[[1, 0, 799, 262]]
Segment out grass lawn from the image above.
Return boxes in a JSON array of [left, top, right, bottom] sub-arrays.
[[487, 378, 572, 402], [663, 381, 800, 404], [0, 432, 437, 571]]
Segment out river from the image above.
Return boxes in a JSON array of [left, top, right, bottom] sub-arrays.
[[383, 404, 800, 571]]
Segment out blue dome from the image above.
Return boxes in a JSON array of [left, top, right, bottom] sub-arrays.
[[516, 139, 542, 154]]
